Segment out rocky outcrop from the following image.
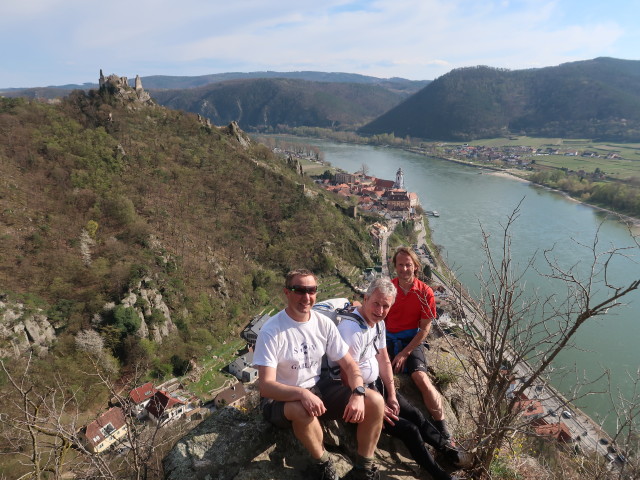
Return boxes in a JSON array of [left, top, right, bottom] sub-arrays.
[[99, 69, 154, 107], [164, 382, 465, 480], [287, 155, 304, 176], [197, 114, 212, 129], [0, 300, 56, 358], [223, 121, 251, 149], [100, 276, 176, 343], [164, 391, 367, 480], [164, 338, 473, 480]]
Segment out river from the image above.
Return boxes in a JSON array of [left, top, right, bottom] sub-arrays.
[[278, 137, 640, 434]]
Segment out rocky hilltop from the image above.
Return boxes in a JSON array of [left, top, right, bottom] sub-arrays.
[[98, 69, 154, 107]]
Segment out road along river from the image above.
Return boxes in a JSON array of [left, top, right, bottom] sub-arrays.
[[277, 137, 640, 436]]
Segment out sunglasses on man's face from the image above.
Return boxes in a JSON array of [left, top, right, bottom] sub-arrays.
[[287, 285, 318, 295]]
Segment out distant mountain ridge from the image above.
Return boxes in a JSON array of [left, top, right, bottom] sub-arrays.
[[6, 58, 640, 141], [151, 77, 412, 130], [1, 71, 427, 98], [359, 57, 640, 141]]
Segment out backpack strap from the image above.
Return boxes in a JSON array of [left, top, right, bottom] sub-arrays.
[[338, 311, 381, 357]]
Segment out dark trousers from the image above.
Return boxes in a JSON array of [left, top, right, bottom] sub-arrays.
[[374, 379, 451, 480]]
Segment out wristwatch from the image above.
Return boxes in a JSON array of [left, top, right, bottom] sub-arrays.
[[352, 386, 366, 397]]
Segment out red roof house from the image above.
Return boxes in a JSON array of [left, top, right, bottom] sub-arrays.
[[81, 407, 128, 453], [145, 390, 187, 425]]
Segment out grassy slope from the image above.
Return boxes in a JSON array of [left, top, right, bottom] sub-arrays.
[[0, 92, 377, 406]]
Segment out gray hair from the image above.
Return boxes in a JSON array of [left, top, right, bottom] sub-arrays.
[[365, 277, 397, 301]]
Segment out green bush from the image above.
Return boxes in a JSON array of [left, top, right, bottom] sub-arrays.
[[148, 308, 166, 326], [103, 194, 137, 226], [151, 359, 172, 380], [170, 354, 191, 376], [112, 305, 141, 335]]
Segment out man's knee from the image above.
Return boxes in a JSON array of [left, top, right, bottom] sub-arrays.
[[411, 370, 434, 389], [364, 389, 385, 418], [284, 400, 315, 425]]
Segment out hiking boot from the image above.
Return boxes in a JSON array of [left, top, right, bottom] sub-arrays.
[[439, 442, 472, 468], [453, 450, 474, 468], [443, 436, 457, 448], [313, 458, 339, 480], [342, 464, 380, 480]]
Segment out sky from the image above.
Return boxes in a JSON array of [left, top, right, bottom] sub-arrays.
[[1, 0, 639, 89]]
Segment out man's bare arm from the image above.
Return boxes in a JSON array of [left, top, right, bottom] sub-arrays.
[[376, 347, 400, 423], [336, 353, 366, 423], [391, 317, 431, 373]]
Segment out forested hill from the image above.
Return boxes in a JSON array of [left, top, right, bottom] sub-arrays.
[[0, 86, 374, 395], [150, 77, 410, 131], [359, 57, 640, 141]]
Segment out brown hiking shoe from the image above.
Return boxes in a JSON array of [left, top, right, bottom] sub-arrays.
[[313, 458, 339, 480], [342, 464, 380, 480]]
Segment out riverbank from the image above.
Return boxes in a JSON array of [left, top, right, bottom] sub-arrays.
[[405, 146, 640, 229], [485, 169, 640, 230]]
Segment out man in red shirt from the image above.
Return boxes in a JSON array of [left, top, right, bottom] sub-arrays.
[[385, 246, 451, 441]]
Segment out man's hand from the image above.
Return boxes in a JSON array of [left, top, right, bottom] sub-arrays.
[[300, 388, 326, 417], [383, 394, 400, 425], [391, 352, 408, 373], [342, 394, 365, 423], [383, 405, 399, 426]]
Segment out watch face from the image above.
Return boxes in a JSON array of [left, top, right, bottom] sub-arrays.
[[354, 386, 366, 395]]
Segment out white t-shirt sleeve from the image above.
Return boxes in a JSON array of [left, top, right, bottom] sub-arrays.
[[377, 321, 387, 350], [253, 324, 278, 369]]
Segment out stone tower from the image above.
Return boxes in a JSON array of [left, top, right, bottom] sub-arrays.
[[394, 167, 405, 190]]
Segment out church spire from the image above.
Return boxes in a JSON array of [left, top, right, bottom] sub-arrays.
[[394, 167, 404, 190]]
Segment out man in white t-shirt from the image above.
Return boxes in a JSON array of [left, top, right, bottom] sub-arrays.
[[254, 269, 385, 480]]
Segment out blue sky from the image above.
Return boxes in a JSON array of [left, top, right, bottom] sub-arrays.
[[1, 0, 638, 88]]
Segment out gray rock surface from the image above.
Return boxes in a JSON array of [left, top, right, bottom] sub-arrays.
[[164, 373, 467, 480], [0, 301, 56, 358]]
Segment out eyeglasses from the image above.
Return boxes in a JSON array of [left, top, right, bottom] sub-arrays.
[[287, 285, 318, 295]]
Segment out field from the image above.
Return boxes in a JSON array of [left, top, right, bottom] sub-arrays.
[[453, 136, 640, 180], [186, 337, 247, 399]]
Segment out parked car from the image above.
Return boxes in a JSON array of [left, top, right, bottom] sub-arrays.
[[599, 438, 609, 445], [616, 454, 627, 464], [548, 409, 557, 417], [562, 410, 572, 419]]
